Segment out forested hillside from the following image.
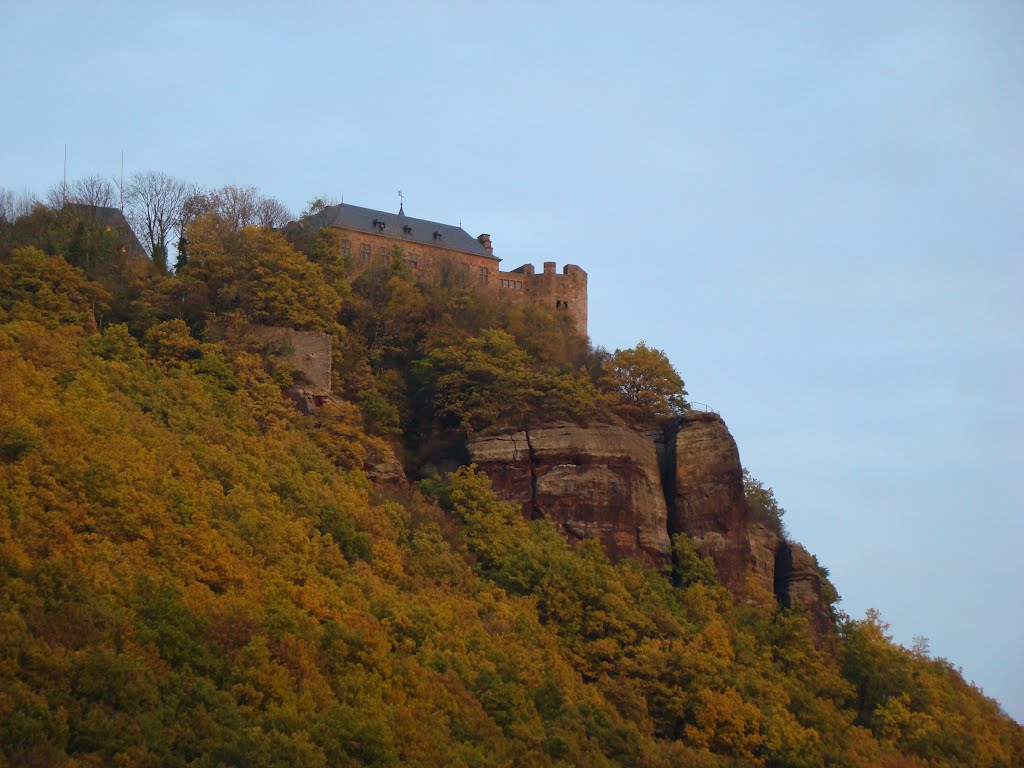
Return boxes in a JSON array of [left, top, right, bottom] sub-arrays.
[[1, 196, 1020, 766]]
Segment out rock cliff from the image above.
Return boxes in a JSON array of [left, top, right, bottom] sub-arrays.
[[467, 412, 836, 637], [659, 412, 752, 595], [467, 422, 672, 566]]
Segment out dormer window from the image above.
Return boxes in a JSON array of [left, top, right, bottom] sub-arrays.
[[403, 224, 412, 235], [373, 218, 385, 231]]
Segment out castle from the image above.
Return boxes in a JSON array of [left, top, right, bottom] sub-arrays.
[[286, 202, 588, 335]]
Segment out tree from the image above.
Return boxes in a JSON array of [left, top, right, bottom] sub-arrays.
[[416, 329, 544, 433], [124, 171, 191, 273], [0, 246, 111, 330], [599, 341, 687, 426], [0, 186, 40, 224], [68, 175, 118, 208], [182, 185, 292, 233], [743, 469, 787, 537]]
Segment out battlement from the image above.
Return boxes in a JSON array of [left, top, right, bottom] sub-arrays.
[[497, 261, 588, 335]]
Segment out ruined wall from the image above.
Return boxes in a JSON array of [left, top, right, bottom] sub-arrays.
[[247, 326, 332, 392]]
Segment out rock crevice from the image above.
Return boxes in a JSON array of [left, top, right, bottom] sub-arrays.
[[466, 413, 836, 638], [468, 421, 672, 566]]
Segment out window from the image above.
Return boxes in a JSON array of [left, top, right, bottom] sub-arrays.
[[373, 218, 385, 231], [380, 246, 389, 265], [340, 239, 351, 258], [359, 244, 370, 265], [406, 252, 418, 269], [478, 266, 489, 286]]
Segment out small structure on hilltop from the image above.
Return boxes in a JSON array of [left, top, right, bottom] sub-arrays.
[[64, 203, 146, 255], [285, 201, 588, 335]]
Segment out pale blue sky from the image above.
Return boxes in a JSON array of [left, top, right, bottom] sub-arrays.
[[2, 1, 1021, 721]]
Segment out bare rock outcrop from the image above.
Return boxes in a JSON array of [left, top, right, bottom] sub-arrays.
[[748, 522, 782, 597], [661, 411, 752, 594], [775, 541, 835, 638], [466, 410, 836, 640], [467, 422, 672, 566]]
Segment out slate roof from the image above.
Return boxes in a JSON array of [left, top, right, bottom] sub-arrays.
[[303, 202, 498, 261], [64, 203, 146, 254]]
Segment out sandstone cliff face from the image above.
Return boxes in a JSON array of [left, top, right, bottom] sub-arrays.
[[467, 422, 672, 566], [775, 541, 835, 638], [466, 412, 835, 639], [748, 522, 782, 598], [661, 412, 752, 595]]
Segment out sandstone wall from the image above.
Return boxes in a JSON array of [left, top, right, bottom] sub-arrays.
[[663, 411, 752, 595], [467, 410, 836, 641], [499, 262, 588, 336], [247, 326, 332, 391], [467, 422, 672, 566]]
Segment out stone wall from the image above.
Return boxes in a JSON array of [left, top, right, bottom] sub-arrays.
[[499, 262, 588, 336], [325, 227, 589, 336], [247, 326, 332, 392]]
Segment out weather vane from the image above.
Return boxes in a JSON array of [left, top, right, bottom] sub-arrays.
[[398, 189, 405, 213]]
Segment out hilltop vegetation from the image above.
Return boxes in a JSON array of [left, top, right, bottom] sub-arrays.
[[0, 191, 1021, 766]]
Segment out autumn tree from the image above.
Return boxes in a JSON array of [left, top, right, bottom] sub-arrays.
[[416, 328, 543, 434], [175, 214, 341, 331], [0, 246, 110, 330], [183, 184, 292, 231], [599, 340, 687, 426]]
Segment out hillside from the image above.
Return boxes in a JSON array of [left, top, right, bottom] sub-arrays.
[[0, 203, 1021, 766]]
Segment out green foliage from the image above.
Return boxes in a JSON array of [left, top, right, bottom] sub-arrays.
[[599, 341, 688, 427], [416, 329, 601, 434], [743, 468, 787, 538]]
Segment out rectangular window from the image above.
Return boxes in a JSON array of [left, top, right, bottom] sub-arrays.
[[406, 253, 418, 269], [340, 239, 351, 258], [380, 246, 389, 265], [479, 267, 489, 286], [359, 243, 370, 265]]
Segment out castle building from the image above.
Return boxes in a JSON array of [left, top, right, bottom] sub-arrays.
[[288, 202, 588, 335]]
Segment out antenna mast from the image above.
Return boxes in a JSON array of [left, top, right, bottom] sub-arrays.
[[62, 144, 67, 207], [119, 150, 124, 211]]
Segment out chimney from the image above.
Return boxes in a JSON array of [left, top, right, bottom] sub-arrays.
[[477, 233, 493, 253]]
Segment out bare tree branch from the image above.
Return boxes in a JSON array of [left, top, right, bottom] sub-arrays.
[[68, 174, 118, 208], [0, 186, 41, 223], [124, 171, 190, 273]]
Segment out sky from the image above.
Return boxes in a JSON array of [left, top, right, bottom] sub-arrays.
[[2, 0, 1021, 722]]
